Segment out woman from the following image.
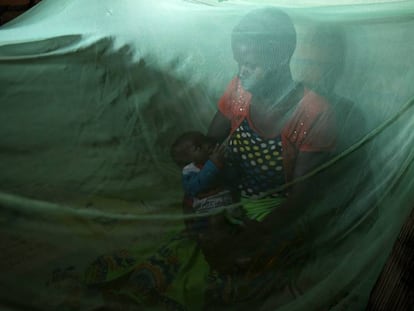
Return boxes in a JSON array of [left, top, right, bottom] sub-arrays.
[[203, 8, 337, 309]]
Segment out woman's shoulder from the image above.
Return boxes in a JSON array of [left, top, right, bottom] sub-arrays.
[[298, 88, 332, 116], [284, 87, 335, 136]]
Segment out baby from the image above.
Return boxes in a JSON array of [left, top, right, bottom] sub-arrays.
[[170, 131, 242, 235]]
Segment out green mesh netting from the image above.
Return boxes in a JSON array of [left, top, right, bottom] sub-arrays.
[[0, 0, 413, 310]]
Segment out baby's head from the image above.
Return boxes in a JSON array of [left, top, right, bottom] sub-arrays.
[[171, 131, 214, 168]]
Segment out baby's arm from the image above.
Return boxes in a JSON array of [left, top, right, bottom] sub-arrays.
[[182, 144, 226, 197], [182, 161, 221, 198]]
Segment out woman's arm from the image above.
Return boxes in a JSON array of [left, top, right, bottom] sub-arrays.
[[218, 151, 331, 263], [207, 110, 231, 144], [261, 151, 331, 232]]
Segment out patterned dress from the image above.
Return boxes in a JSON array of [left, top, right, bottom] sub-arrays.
[[229, 119, 285, 195], [227, 119, 287, 221]]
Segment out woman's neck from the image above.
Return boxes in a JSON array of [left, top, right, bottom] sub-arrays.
[[263, 80, 296, 111], [249, 81, 303, 138]]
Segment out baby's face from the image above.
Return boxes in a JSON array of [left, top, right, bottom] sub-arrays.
[[187, 140, 212, 165]]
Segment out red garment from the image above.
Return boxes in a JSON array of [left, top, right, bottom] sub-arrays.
[[218, 77, 336, 182]]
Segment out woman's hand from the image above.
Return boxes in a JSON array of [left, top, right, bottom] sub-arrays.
[[209, 143, 226, 167]]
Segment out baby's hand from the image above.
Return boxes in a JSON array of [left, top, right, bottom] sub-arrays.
[[209, 143, 226, 166]]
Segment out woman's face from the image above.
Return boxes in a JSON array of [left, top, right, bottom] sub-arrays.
[[233, 43, 267, 94], [232, 40, 294, 101]]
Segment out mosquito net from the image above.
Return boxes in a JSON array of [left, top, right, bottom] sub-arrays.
[[0, 0, 413, 310]]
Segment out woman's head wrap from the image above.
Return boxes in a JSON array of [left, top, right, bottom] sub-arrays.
[[231, 8, 296, 68]]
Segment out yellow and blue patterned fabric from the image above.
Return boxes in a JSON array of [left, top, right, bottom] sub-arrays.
[[228, 119, 286, 199]]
